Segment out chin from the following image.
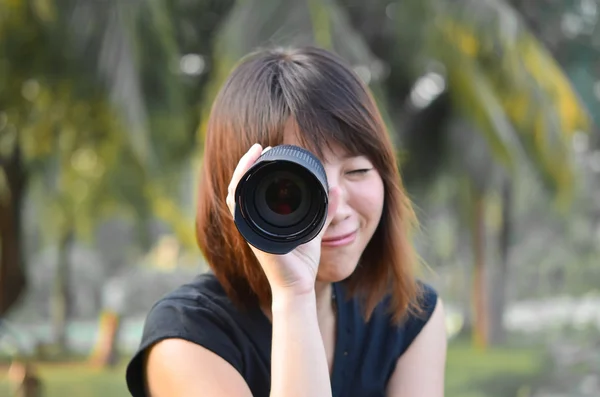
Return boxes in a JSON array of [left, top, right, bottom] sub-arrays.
[[316, 251, 359, 283]]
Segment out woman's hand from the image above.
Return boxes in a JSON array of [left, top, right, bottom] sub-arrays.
[[226, 143, 340, 299]]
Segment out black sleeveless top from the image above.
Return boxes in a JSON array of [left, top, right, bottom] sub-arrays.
[[125, 272, 438, 397]]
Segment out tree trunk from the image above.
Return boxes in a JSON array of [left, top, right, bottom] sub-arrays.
[[7, 360, 43, 397], [459, 234, 474, 338], [0, 145, 27, 316], [51, 225, 74, 352], [488, 179, 512, 346], [89, 309, 121, 368], [471, 185, 488, 350]]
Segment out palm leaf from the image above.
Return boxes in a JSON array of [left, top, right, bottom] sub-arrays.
[[393, 0, 592, 205], [61, 0, 192, 173], [62, 0, 155, 170], [59, 1, 203, 247]]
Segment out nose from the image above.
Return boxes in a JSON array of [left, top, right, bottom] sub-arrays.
[[327, 181, 351, 225]]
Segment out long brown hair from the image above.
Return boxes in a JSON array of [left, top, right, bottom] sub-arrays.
[[196, 46, 423, 323]]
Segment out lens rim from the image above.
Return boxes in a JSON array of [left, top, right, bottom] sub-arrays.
[[234, 145, 329, 255]]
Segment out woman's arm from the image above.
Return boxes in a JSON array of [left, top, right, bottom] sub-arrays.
[[144, 338, 253, 397], [144, 290, 332, 397], [385, 298, 448, 397], [270, 289, 332, 397]]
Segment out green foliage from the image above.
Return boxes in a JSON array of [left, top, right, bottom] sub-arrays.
[[392, 0, 591, 207], [1, 1, 137, 244], [0, 0, 209, 250]]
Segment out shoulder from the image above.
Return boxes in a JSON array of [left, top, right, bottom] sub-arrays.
[[161, 271, 229, 302], [386, 284, 447, 396], [125, 272, 246, 396], [139, 272, 240, 342], [364, 280, 439, 356], [397, 281, 440, 354], [334, 280, 441, 389], [401, 283, 439, 338]]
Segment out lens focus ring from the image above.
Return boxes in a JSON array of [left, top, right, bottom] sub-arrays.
[[259, 145, 328, 192]]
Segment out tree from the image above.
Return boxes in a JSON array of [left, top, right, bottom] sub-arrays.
[[0, 1, 233, 362], [0, 0, 152, 350], [0, 0, 235, 314]]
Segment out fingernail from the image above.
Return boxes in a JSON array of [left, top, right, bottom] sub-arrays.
[[261, 146, 272, 155]]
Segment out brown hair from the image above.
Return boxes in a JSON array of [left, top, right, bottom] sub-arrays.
[[196, 46, 423, 323]]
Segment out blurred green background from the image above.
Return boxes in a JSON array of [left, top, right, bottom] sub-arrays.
[[1, 0, 599, 396]]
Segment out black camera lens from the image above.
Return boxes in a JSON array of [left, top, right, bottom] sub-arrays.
[[264, 176, 302, 215], [234, 145, 329, 255]]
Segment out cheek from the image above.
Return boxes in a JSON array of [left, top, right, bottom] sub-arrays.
[[351, 177, 385, 224]]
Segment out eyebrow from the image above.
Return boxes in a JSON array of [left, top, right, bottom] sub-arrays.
[[342, 153, 369, 160]]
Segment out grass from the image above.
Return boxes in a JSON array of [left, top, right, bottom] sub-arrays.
[[0, 361, 130, 397], [0, 341, 547, 397], [445, 339, 547, 397]]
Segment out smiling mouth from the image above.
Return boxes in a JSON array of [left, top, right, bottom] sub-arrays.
[[321, 231, 357, 247]]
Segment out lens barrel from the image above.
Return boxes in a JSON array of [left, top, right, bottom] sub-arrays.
[[234, 145, 329, 255]]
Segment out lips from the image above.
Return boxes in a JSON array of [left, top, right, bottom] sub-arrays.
[[321, 230, 358, 248], [322, 231, 356, 242]]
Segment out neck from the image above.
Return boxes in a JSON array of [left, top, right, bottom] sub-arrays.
[[314, 280, 333, 313]]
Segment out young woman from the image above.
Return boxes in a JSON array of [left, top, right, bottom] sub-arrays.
[[126, 46, 447, 397]]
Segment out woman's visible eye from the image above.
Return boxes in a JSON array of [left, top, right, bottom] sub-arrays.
[[347, 168, 372, 175]]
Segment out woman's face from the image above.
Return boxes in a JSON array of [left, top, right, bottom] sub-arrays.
[[316, 145, 385, 282], [283, 124, 385, 283]]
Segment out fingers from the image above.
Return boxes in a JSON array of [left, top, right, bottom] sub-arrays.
[[226, 143, 264, 216], [261, 146, 272, 155], [230, 144, 263, 192]]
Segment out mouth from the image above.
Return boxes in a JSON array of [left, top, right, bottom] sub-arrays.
[[321, 230, 357, 247]]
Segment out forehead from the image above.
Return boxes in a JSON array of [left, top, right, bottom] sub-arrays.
[[281, 117, 359, 164]]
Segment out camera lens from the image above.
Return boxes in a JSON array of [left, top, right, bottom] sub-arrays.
[[253, 169, 311, 228], [234, 145, 329, 255], [265, 177, 301, 215]]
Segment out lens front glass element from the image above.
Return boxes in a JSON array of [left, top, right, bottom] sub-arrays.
[[264, 178, 302, 215], [254, 169, 310, 228]]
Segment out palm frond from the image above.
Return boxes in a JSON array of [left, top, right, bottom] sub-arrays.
[[64, 0, 155, 169], [393, 0, 592, 204]]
